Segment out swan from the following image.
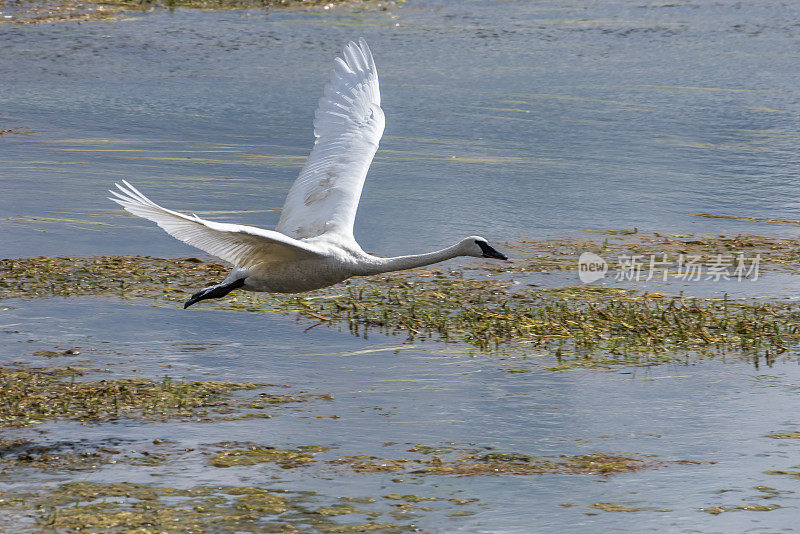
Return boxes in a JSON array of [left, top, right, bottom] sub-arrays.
[[110, 39, 507, 309]]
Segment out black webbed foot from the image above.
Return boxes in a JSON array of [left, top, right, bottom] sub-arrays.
[[184, 278, 246, 309]]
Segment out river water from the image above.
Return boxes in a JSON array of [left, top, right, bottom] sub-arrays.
[[2, 0, 800, 532]]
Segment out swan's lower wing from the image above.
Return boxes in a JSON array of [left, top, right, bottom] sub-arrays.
[[110, 181, 326, 268], [276, 39, 385, 242]]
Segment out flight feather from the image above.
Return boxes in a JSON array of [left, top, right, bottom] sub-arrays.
[[110, 180, 325, 268], [276, 38, 384, 242]]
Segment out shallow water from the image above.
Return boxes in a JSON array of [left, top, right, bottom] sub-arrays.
[[3, 0, 800, 532], [4, 299, 800, 531]]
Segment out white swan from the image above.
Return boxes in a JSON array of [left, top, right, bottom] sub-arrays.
[[110, 39, 507, 309]]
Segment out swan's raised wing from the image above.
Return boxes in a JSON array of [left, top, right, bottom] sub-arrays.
[[110, 181, 326, 268], [276, 38, 384, 242]]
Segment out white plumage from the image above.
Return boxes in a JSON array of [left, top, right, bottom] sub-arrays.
[[110, 39, 507, 308], [277, 39, 384, 242]]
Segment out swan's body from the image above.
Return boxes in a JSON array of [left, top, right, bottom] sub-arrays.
[[110, 39, 507, 308]]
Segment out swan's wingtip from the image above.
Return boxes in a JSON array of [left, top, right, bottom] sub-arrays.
[[344, 38, 369, 59], [118, 179, 138, 194], [114, 181, 133, 195]]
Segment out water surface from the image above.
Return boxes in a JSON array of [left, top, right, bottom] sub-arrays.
[[2, 0, 800, 258], [2, 0, 800, 532]]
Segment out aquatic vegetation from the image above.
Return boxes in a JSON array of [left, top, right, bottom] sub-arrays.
[[208, 442, 330, 468], [1, 0, 379, 24], [499, 231, 800, 275], [0, 438, 190, 471], [0, 0, 120, 23], [0, 444, 116, 471], [764, 432, 800, 439], [700, 504, 780, 514], [0, 365, 321, 427], [753, 485, 791, 498], [0, 256, 229, 300], [32, 348, 79, 358], [0, 129, 36, 135], [312, 505, 370, 517], [330, 447, 658, 477], [564, 453, 650, 475], [0, 458, 488, 534], [685, 212, 800, 227], [0, 481, 410, 533], [697, 486, 790, 514], [109, 0, 367, 8], [382, 494, 438, 503], [587, 502, 650, 512], [4, 235, 800, 367], [291, 281, 800, 359]]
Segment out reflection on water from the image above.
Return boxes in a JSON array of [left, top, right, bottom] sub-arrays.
[[2, 0, 800, 531]]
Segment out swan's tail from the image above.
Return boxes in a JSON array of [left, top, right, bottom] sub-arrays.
[[109, 180, 203, 226]]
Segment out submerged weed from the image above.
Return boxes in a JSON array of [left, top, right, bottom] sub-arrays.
[[0, 365, 320, 427], [208, 442, 330, 468], [0, 481, 408, 533], [587, 502, 650, 512], [700, 504, 780, 514], [330, 447, 660, 477], [764, 432, 800, 439], [2, 0, 372, 25], [4, 236, 800, 368]]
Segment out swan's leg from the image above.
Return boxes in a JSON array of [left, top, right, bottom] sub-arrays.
[[184, 278, 246, 309]]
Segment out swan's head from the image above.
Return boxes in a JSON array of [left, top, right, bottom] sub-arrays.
[[461, 236, 508, 260]]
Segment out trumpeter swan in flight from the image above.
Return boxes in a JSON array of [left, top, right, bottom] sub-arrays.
[[110, 39, 507, 309]]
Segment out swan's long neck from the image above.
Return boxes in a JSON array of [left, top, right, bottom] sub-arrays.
[[360, 243, 464, 275]]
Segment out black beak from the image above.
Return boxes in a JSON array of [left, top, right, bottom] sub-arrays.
[[476, 241, 508, 261]]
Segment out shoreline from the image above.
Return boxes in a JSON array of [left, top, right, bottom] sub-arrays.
[[0, 0, 382, 25]]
